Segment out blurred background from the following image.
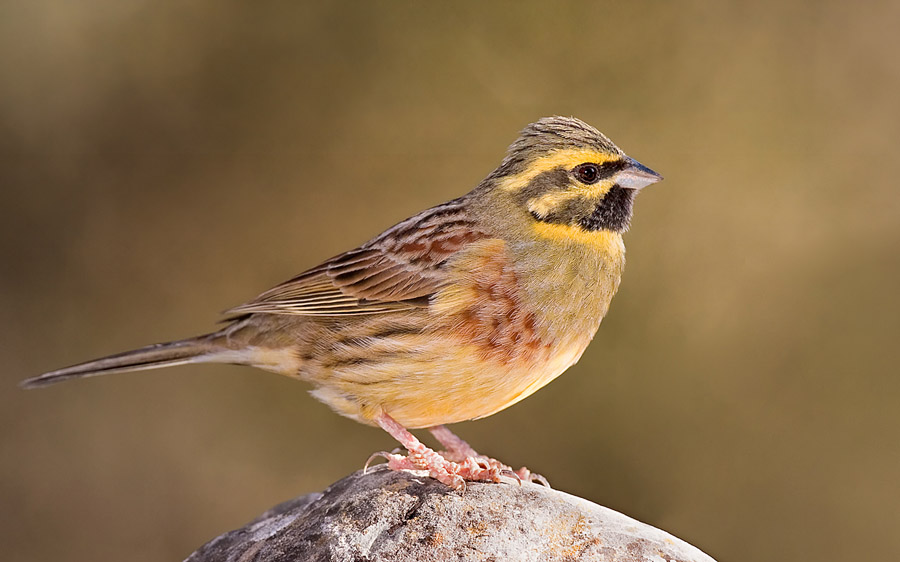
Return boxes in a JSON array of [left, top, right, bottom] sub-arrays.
[[2, 1, 898, 561]]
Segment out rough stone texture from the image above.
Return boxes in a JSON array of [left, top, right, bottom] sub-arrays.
[[186, 466, 716, 562]]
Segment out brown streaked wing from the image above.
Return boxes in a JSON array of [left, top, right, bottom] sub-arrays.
[[223, 198, 489, 317]]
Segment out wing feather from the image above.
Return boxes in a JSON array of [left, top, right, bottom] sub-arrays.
[[223, 197, 489, 317]]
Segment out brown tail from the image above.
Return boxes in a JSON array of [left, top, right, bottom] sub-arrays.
[[20, 334, 228, 389]]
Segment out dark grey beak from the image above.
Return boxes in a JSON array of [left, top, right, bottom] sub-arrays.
[[617, 157, 663, 189]]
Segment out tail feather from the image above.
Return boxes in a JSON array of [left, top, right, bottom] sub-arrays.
[[20, 336, 224, 389]]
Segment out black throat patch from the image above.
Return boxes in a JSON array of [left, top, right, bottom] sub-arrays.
[[579, 186, 636, 232]]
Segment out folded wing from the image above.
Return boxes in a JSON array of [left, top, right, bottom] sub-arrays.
[[224, 198, 489, 317]]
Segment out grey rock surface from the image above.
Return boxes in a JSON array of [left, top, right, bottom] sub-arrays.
[[186, 466, 716, 562]]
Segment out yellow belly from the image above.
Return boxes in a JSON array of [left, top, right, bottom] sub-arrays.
[[310, 331, 592, 429]]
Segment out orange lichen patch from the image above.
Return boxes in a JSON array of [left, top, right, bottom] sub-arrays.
[[464, 520, 490, 538], [425, 531, 444, 547], [537, 513, 607, 560]]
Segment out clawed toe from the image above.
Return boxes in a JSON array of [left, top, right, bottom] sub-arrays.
[[513, 466, 551, 487], [455, 456, 503, 483], [531, 473, 551, 487], [500, 468, 522, 485], [364, 450, 409, 473], [455, 455, 551, 488], [364, 451, 391, 474]]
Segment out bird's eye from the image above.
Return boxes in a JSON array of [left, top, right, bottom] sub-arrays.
[[573, 163, 600, 184]]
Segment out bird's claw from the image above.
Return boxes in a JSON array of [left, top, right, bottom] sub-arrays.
[[515, 467, 551, 488], [363, 451, 392, 474], [455, 455, 551, 488], [500, 468, 522, 485]]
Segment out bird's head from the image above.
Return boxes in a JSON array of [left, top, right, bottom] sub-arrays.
[[485, 116, 662, 236]]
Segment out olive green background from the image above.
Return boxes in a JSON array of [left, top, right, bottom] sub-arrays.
[[2, 2, 898, 561]]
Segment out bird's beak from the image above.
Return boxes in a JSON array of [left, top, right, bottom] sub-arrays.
[[617, 157, 663, 190]]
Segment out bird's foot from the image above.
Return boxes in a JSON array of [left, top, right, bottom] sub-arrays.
[[429, 424, 551, 487], [445, 454, 550, 487], [366, 450, 504, 490], [367, 412, 551, 489]]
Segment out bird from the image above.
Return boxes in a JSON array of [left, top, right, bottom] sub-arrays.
[[21, 116, 662, 489]]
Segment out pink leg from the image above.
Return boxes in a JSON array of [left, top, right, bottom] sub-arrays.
[[428, 425, 479, 461], [366, 413, 505, 489], [429, 425, 551, 487]]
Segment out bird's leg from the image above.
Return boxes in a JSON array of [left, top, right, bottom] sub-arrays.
[[367, 412, 505, 489], [428, 425, 481, 461], [429, 425, 551, 487]]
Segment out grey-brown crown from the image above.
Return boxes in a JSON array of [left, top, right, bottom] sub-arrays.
[[488, 117, 624, 180]]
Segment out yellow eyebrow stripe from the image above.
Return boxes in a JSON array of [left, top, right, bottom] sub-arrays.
[[497, 148, 620, 193]]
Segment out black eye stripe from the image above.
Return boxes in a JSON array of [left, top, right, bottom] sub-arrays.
[[572, 159, 627, 183]]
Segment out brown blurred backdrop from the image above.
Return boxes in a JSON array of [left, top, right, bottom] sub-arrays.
[[2, 1, 899, 561]]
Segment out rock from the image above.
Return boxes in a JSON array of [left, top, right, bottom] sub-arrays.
[[186, 465, 716, 562]]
